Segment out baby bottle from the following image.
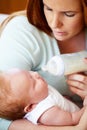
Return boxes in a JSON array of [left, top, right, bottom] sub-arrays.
[[42, 50, 87, 76]]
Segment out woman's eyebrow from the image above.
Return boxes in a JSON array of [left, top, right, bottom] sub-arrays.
[[43, 2, 51, 9]]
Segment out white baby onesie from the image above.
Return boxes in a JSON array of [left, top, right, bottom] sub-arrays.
[[24, 85, 80, 124]]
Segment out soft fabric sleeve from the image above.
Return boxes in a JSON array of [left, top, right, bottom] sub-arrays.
[[0, 15, 58, 72], [0, 118, 12, 130], [0, 16, 41, 71]]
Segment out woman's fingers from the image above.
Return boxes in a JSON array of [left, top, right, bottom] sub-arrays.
[[67, 74, 87, 98], [67, 74, 87, 85], [69, 85, 86, 99]]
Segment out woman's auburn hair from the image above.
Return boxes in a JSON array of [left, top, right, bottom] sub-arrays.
[[27, 0, 52, 35], [27, 0, 87, 36], [83, 0, 87, 25]]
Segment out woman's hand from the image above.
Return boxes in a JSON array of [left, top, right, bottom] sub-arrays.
[[67, 57, 87, 100], [67, 73, 87, 99]]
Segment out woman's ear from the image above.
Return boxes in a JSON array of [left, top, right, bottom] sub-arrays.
[[24, 104, 34, 113]]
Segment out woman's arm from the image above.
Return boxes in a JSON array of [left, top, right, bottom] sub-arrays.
[[8, 107, 87, 130], [9, 119, 77, 130]]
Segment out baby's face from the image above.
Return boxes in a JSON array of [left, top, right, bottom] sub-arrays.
[[4, 69, 48, 105]]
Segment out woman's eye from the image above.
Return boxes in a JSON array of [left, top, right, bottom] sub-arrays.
[[44, 5, 52, 11], [64, 12, 75, 17]]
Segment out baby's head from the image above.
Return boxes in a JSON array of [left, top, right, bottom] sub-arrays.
[[0, 68, 48, 120]]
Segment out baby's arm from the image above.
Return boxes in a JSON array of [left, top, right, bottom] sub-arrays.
[[38, 106, 85, 126]]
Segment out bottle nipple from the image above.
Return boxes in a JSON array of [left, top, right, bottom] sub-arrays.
[[42, 56, 65, 76]]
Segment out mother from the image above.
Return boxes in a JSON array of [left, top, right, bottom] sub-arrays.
[[0, 0, 87, 130]]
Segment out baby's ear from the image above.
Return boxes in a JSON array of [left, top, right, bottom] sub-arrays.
[[24, 104, 34, 113]]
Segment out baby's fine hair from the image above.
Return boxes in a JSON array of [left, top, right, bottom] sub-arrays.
[[0, 72, 26, 120]]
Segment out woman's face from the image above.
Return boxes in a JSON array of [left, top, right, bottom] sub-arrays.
[[4, 69, 48, 105], [43, 0, 84, 41]]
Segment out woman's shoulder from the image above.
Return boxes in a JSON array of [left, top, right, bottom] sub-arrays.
[[1, 14, 51, 39], [0, 13, 58, 58], [0, 13, 37, 36], [2, 15, 32, 30]]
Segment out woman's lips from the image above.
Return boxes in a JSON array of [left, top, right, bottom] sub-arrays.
[[53, 32, 66, 36], [53, 31, 67, 36]]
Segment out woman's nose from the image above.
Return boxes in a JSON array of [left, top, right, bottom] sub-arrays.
[[51, 14, 63, 28]]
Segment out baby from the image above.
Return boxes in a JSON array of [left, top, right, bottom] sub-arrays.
[[0, 68, 85, 126]]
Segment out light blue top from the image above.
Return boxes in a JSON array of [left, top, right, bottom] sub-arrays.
[[0, 15, 82, 130]]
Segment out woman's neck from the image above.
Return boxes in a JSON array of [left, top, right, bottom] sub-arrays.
[[58, 30, 85, 54]]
